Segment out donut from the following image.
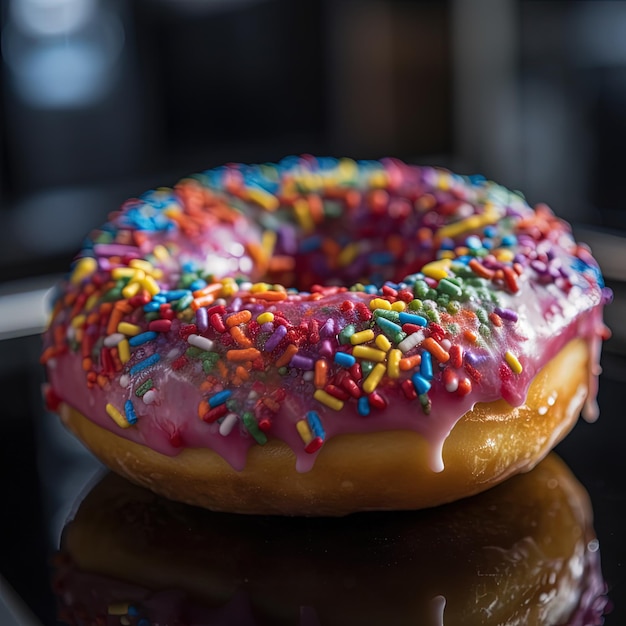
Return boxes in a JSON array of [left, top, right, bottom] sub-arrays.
[[41, 156, 612, 515], [54, 454, 609, 625]]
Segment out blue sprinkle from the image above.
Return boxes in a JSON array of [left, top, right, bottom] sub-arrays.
[[334, 352, 356, 367], [124, 400, 138, 425], [501, 234, 517, 246], [129, 331, 158, 347], [306, 411, 326, 439], [483, 226, 497, 238], [369, 251, 395, 265], [412, 373, 431, 395], [163, 289, 192, 302], [398, 312, 427, 327], [420, 351, 433, 380], [299, 235, 323, 253], [357, 396, 370, 416], [130, 353, 161, 375], [209, 389, 232, 408], [189, 279, 207, 291], [128, 606, 140, 617], [465, 235, 483, 250], [143, 301, 160, 312]]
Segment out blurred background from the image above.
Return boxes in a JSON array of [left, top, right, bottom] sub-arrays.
[[2, 1, 626, 624]]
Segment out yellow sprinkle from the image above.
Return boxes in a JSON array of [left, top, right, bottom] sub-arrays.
[[387, 349, 402, 378], [247, 186, 280, 211], [369, 297, 392, 311], [293, 198, 315, 233], [256, 312, 275, 324], [140, 275, 160, 296], [70, 257, 98, 285], [422, 259, 451, 281], [85, 293, 100, 312], [314, 389, 344, 411], [118, 339, 130, 364], [105, 404, 129, 429], [337, 158, 358, 182], [70, 314, 86, 328], [153, 245, 169, 261], [250, 282, 271, 293], [505, 351, 523, 374], [437, 172, 452, 191], [375, 334, 391, 352], [350, 329, 375, 345], [438, 250, 455, 259], [362, 363, 387, 394], [129, 259, 155, 274], [391, 301, 406, 312], [369, 170, 389, 188], [338, 242, 359, 267], [219, 280, 239, 297], [262, 229, 277, 258], [296, 419, 313, 445], [494, 248, 515, 262], [111, 267, 136, 279], [352, 346, 387, 363], [117, 322, 141, 336], [107, 602, 131, 616], [121, 281, 140, 299]]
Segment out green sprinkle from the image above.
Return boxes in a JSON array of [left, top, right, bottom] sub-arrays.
[[339, 323, 356, 344], [479, 324, 491, 337], [476, 309, 489, 324], [361, 361, 374, 375], [135, 378, 153, 397], [373, 309, 400, 323], [278, 366, 288, 376], [174, 292, 193, 311], [413, 280, 430, 298], [425, 308, 440, 323], [446, 301, 461, 315], [436, 296, 450, 309], [408, 299, 423, 311], [446, 323, 460, 335], [438, 278, 463, 298], [426, 288, 438, 301], [103, 287, 123, 302], [242, 411, 268, 445]]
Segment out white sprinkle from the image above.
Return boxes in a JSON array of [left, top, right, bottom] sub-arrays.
[[219, 413, 239, 436], [303, 371, 314, 382], [445, 379, 458, 393], [104, 333, 125, 348], [119, 374, 130, 388], [398, 330, 424, 353], [187, 334, 214, 351], [143, 389, 158, 404]]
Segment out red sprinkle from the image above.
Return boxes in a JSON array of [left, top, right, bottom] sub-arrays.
[[464, 361, 482, 382], [456, 377, 472, 396], [202, 404, 228, 423], [369, 391, 387, 409], [172, 355, 189, 370], [449, 344, 463, 369], [305, 436, 324, 454], [401, 379, 418, 400], [178, 323, 198, 339], [210, 313, 227, 333], [324, 384, 350, 401], [149, 319, 172, 332]]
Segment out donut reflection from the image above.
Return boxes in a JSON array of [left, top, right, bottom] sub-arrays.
[[53, 453, 609, 625]]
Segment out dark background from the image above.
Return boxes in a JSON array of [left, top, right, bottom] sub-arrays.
[[1, 1, 626, 624]]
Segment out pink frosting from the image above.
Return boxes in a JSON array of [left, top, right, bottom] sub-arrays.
[[42, 157, 611, 473]]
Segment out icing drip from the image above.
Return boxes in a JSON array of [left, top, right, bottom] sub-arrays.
[[42, 157, 611, 472]]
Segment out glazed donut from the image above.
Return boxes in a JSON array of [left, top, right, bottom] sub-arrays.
[[42, 157, 611, 515], [54, 454, 608, 625]]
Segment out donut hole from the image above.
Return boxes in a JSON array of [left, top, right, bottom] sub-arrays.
[[265, 209, 437, 291]]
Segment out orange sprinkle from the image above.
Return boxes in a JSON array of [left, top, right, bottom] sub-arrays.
[[314, 359, 328, 388], [191, 295, 215, 310], [81, 357, 92, 371], [275, 344, 298, 368], [198, 400, 209, 419], [502, 266, 520, 293], [464, 329, 478, 342], [216, 360, 229, 380], [399, 354, 422, 371], [226, 348, 262, 362], [96, 374, 108, 388], [489, 312, 503, 327], [422, 337, 450, 363], [250, 290, 287, 302], [468, 258, 495, 279], [226, 310, 252, 327], [245, 241, 269, 274], [230, 326, 252, 347], [192, 283, 223, 298], [235, 365, 250, 381], [267, 255, 296, 273], [106, 308, 123, 336]]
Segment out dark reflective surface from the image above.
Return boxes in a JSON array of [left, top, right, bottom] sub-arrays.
[[1, 329, 626, 624]]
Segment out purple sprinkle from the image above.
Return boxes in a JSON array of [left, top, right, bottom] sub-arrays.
[[195, 307, 208, 332], [290, 354, 314, 370], [94, 244, 140, 257], [494, 307, 518, 322], [513, 253, 528, 266], [264, 324, 287, 352], [261, 322, 274, 332], [231, 297, 242, 312], [464, 351, 486, 367], [530, 260, 548, 274], [320, 339, 334, 358], [320, 318, 335, 338]]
